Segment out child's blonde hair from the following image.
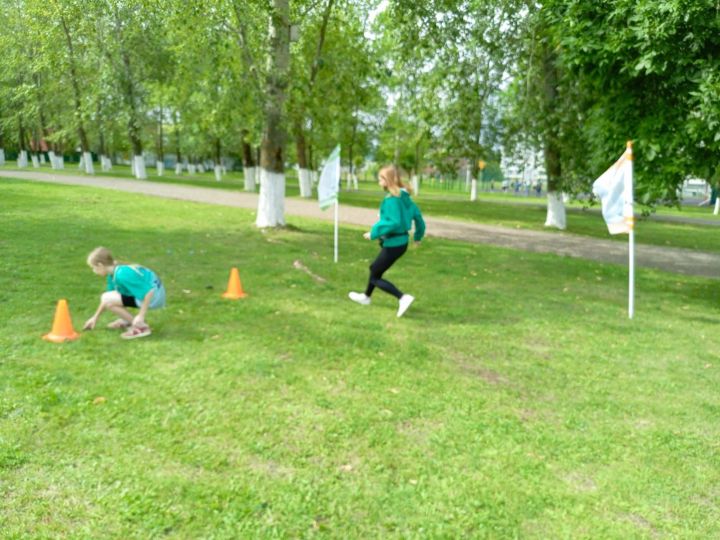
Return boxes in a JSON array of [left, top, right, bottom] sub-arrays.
[[379, 165, 413, 197], [87, 247, 116, 268]]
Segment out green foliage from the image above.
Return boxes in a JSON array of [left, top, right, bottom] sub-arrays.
[[505, 0, 720, 201]]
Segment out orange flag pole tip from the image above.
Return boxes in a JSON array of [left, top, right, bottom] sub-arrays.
[[43, 299, 80, 343], [222, 267, 247, 299]]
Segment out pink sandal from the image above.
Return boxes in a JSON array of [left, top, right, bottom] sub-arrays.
[[121, 325, 152, 340]]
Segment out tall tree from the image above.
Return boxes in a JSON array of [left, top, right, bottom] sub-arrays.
[[256, 0, 291, 227]]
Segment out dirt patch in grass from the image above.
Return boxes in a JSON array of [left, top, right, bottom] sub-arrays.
[[247, 456, 295, 479], [562, 471, 598, 493], [460, 364, 510, 385]]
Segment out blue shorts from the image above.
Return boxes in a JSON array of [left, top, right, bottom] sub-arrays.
[[128, 282, 166, 309], [147, 283, 166, 309]]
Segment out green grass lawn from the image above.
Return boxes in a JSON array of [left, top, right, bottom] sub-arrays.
[[2, 178, 720, 538]]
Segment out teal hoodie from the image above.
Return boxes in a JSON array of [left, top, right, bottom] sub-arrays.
[[370, 189, 426, 247]]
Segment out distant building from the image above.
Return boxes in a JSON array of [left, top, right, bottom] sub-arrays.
[[501, 147, 546, 188], [681, 177, 709, 199]]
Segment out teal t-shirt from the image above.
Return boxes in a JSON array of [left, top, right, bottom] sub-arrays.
[[106, 265, 160, 301]]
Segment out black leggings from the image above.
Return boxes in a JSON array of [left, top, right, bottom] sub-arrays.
[[365, 244, 408, 299]]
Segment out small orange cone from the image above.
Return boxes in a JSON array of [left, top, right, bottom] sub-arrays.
[[222, 267, 247, 299], [43, 299, 80, 343]]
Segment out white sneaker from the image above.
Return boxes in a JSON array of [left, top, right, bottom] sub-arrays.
[[397, 294, 415, 317], [348, 291, 371, 305]]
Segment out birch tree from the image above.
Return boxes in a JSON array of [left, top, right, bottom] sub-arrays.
[[256, 0, 291, 227]]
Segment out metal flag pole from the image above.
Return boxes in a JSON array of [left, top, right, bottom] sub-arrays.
[[627, 141, 634, 319], [334, 199, 339, 263]]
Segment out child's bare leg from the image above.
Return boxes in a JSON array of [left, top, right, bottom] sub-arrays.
[[107, 305, 135, 323], [100, 291, 136, 327]]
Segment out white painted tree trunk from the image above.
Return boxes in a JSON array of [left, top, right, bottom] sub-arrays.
[[31, 154, 40, 168], [545, 191, 567, 229], [256, 169, 286, 227], [298, 168, 312, 197], [48, 151, 57, 169], [83, 151, 94, 174], [78, 155, 84, 170], [714, 197, 720, 216], [244, 166, 256, 191], [188, 164, 196, 174], [131, 157, 136, 177], [18, 150, 28, 168], [198, 163, 205, 174], [55, 154, 65, 169], [40, 153, 46, 164], [133, 155, 147, 180], [214, 165, 222, 182], [470, 178, 477, 201], [412, 175, 419, 196], [0, 148, 5, 165], [156, 161, 164, 177], [104, 156, 113, 171], [174, 162, 183, 175]]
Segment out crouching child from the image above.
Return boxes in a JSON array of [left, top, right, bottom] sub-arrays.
[[83, 247, 166, 339]]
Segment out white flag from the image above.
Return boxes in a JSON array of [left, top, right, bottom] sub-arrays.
[[318, 145, 340, 210], [592, 143, 634, 235]]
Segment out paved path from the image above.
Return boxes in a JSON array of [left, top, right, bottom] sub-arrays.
[[3, 170, 719, 279]]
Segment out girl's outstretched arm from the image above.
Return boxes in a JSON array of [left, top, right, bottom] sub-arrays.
[[83, 301, 106, 330], [132, 289, 155, 328]]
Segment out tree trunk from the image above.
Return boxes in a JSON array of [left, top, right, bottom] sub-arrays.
[[241, 136, 256, 191], [119, 35, 144, 178], [214, 137, 222, 181], [156, 105, 164, 176], [173, 111, 182, 175], [542, 48, 566, 229], [60, 13, 93, 174], [348, 116, 359, 190], [257, 0, 290, 227], [17, 119, 28, 167], [295, 125, 312, 197]]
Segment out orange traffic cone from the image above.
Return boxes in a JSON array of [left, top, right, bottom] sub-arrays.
[[222, 267, 247, 299], [43, 299, 80, 343]]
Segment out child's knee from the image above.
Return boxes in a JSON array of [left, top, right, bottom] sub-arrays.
[[101, 291, 122, 306]]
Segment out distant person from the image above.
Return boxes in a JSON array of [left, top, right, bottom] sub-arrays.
[[348, 165, 425, 318], [83, 247, 166, 339], [535, 182, 542, 196]]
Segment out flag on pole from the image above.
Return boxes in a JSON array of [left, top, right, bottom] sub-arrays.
[[593, 141, 635, 319], [318, 145, 341, 262], [318, 145, 340, 210], [592, 142, 634, 234]]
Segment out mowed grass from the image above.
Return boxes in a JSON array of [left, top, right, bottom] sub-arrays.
[[1, 178, 720, 538], [4, 162, 720, 254]]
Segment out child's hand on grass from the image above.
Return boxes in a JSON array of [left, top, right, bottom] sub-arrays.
[[132, 315, 146, 328], [83, 317, 97, 331]]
